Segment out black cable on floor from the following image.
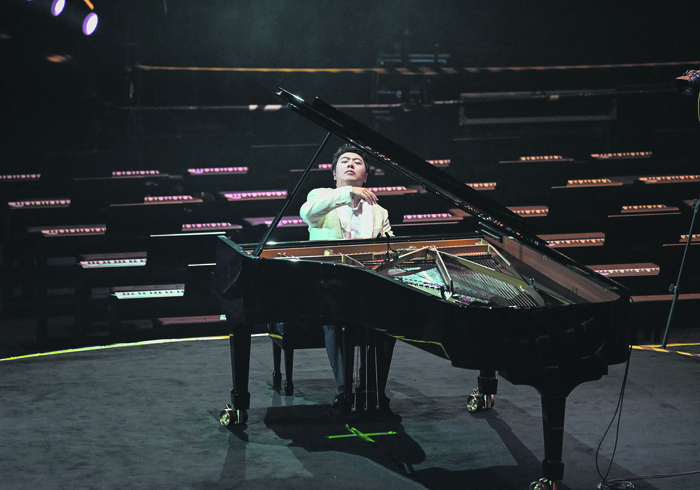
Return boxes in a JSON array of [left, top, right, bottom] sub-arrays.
[[595, 344, 633, 489], [594, 344, 700, 489], [604, 469, 700, 488]]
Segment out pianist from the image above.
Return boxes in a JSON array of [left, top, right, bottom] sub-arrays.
[[299, 145, 391, 240], [300, 143, 395, 412]]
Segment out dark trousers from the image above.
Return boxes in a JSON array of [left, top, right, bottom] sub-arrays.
[[324, 325, 396, 397]]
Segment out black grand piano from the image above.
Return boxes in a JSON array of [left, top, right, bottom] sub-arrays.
[[215, 88, 631, 490]]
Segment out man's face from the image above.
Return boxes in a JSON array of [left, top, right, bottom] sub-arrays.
[[333, 152, 368, 187]]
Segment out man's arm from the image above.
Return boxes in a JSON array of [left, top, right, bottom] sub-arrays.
[[374, 206, 393, 238], [300, 186, 374, 222], [300, 187, 350, 226], [301, 186, 381, 225]]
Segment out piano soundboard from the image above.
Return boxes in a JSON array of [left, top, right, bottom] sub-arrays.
[[249, 236, 611, 308]]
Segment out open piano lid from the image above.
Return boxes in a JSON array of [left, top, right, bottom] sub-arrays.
[[276, 87, 543, 248]]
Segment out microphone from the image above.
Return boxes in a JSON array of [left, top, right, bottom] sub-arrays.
[[382, 232, 399, 262]]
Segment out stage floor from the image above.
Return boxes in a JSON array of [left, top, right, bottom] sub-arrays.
[[2, 335, 700, 489]]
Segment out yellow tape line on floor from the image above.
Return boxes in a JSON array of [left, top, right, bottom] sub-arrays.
[[0, 334, 269, 362], [634, 344, 700, 358]]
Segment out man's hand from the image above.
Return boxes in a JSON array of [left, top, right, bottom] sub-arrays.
[[350, 187, 378, 205]]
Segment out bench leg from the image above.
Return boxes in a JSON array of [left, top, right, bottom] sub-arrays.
[[272, 342, 282, 392]]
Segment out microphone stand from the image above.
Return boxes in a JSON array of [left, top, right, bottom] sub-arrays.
[[661, 197, 699, 349], [382, 233, 399, 262]]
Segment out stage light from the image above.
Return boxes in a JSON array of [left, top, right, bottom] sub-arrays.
[[51, 0, 65, 16], [29, 0, 100, 36], [82, 11, 98, 35], [676, 69, 700, 96]]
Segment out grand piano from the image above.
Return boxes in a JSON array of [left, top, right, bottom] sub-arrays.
[[215, 88, 631, 490]]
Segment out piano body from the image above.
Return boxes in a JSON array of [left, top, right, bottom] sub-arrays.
[[215, 88, 631, 489]]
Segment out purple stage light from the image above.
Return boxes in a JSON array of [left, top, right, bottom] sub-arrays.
[[82, 12, 98, 35], [51, 0, 65, 16]]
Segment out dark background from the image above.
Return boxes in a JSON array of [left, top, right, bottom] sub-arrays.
[[2, 0, 699, 161], [1, 0, 699, 350]]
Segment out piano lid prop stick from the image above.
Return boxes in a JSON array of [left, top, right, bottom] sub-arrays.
[[253, 131, 332, 257]]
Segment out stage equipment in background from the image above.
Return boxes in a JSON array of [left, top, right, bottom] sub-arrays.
[[25, 0, 99, 35], [676, 69, 700, 96]]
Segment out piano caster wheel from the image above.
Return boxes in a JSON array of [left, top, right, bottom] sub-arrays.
[[219, 403, 248, 426], [467, 389, 495, 413], [529, 478, 556, 490]]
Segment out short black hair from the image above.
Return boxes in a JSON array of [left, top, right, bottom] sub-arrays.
[[331, 144, 369, 173]]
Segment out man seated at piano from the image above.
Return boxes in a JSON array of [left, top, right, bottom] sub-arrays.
[[300, 143, 396, 412]]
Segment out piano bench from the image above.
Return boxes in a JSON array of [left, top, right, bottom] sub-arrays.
[[267, 322, 325, 396]]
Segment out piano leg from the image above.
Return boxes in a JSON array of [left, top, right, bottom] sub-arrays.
[[283, 348, 295, 396], [501, 362, 609, 488], [468, 370, 497, 412], [478, 370, 498, 395], [220, 321, 252, 426], [540, 394, 566, 483]]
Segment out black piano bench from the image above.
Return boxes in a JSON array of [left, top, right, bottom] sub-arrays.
[[267, 322, 325, 395]]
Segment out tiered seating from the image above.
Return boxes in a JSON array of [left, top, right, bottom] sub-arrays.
[[0, 156, 245, 346], [1, 153, 116, 343], [3, 80, 700, 351], [462, 149, 700, 341]]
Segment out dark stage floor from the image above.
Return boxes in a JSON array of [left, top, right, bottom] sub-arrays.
[[2, 327, 700, 490]]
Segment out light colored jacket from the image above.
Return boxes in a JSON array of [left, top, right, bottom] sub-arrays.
[[300, 186, 392, 241]]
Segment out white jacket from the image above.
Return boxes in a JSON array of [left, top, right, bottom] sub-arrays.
[[299, 186, 392, 240]]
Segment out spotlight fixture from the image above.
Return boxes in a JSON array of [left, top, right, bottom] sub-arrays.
[[28, 0, 100, 36], [75, 0, 99, 36], [676, 69, 700, 96], [82, 11, 98, 35], [51, 0, 65, 16]]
